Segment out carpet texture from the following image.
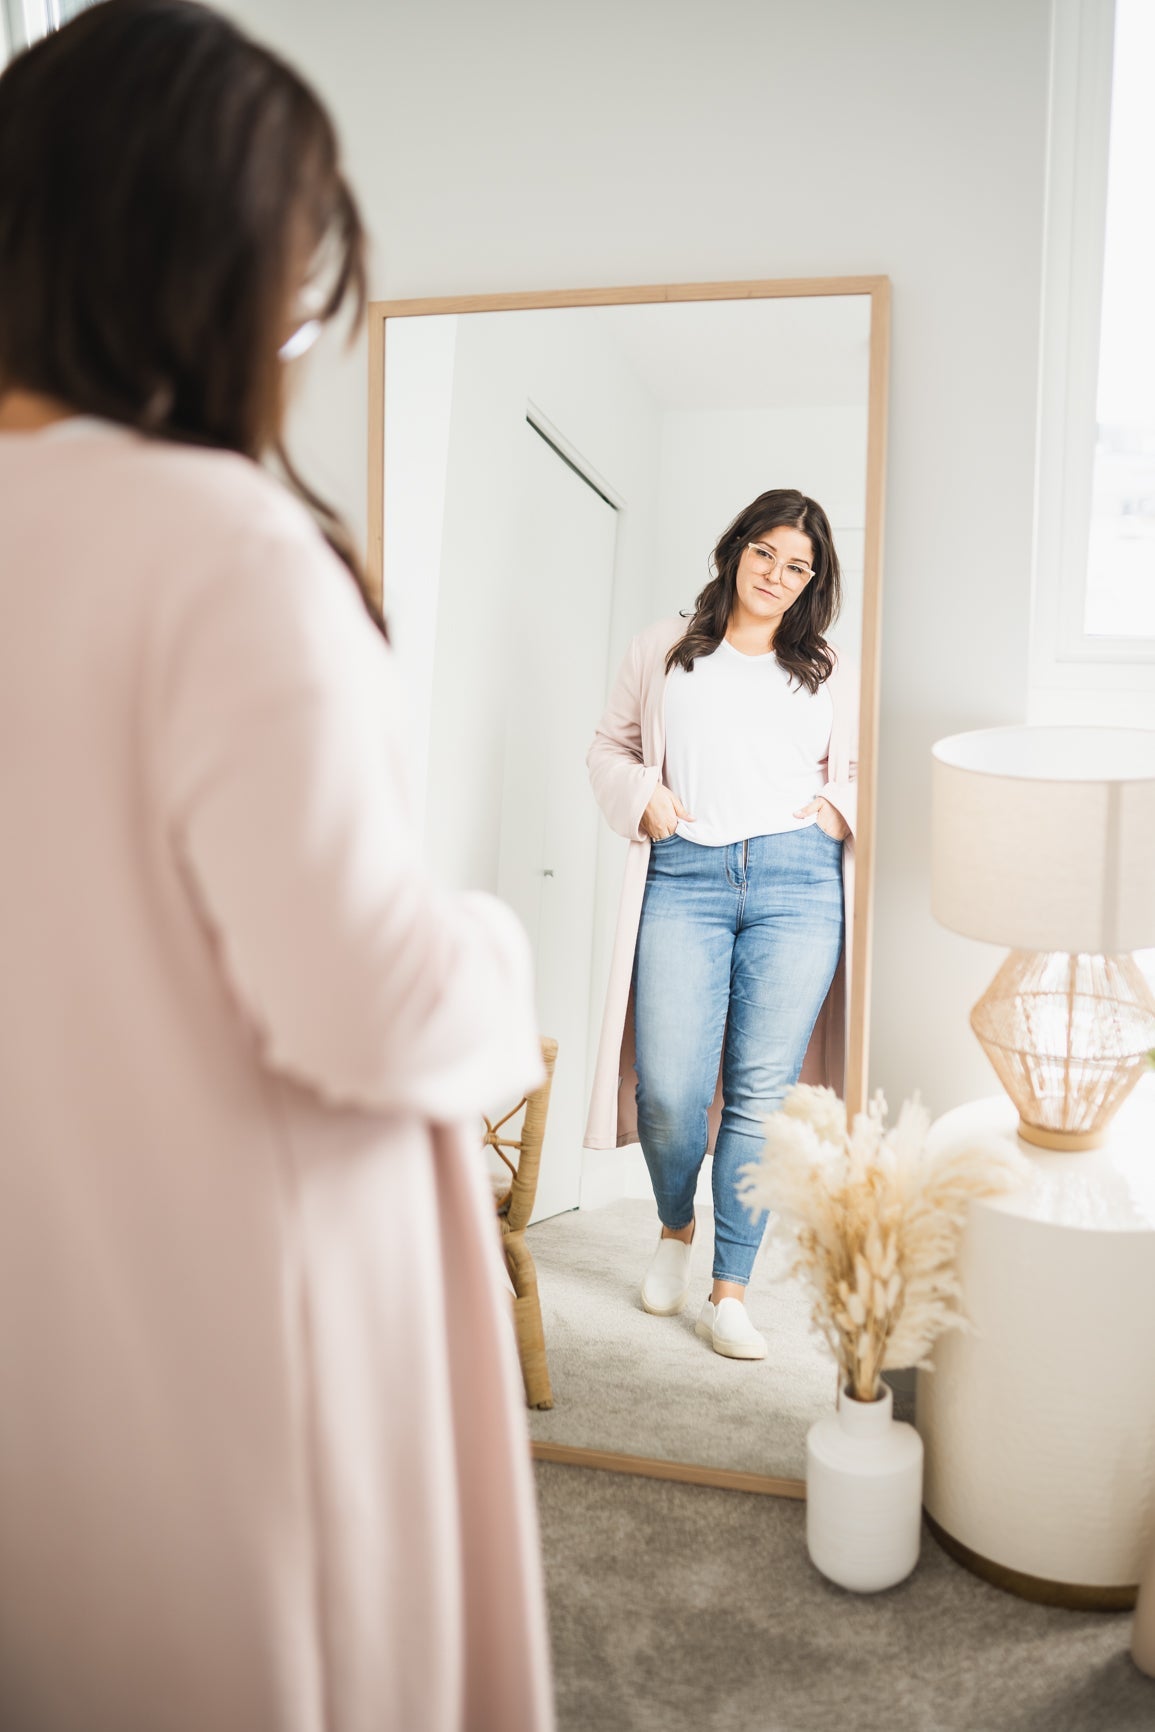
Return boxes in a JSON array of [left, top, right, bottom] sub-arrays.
[[535, 1462, 1154, 1732], [528, 1200, 864, 1479]]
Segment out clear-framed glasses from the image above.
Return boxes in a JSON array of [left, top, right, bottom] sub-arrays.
[[745, 542, 815, 587], [278, 317, 323, 363], [278, 271, 333, 363]]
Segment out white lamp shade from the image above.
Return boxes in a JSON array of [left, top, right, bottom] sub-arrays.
[[931, 727, 1155, 953]]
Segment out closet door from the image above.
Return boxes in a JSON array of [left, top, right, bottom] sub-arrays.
[[497, 422, 618, 1222]]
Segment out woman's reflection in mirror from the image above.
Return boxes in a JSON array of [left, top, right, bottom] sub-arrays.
[[586, 489, 857, 1362]]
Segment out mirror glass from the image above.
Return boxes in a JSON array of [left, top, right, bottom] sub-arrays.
[[379, 290, 879, 1485]]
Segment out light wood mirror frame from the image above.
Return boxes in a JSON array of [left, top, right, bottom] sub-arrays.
[[367, 276, 890, 1498]]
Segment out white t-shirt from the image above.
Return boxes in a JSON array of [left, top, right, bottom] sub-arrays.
[[662, 639, 834, 847]]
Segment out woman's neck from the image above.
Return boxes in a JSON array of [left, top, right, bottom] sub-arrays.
[[0, 389, 79, 432], [725, 609, 777, 657]]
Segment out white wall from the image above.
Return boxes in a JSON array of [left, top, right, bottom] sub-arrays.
[[380, 314, 457, 837], [390, 306, 662, 893], [384, 304, 662, 1204], [226, 0, 1052, 1119]]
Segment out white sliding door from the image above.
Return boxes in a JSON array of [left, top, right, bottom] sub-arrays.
[[497, 422, 618, 1221]]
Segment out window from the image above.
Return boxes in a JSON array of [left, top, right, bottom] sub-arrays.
[[1084, 0, 1155, 639], [2, 0, 98, 60], [1030, 0, 1155, 722]]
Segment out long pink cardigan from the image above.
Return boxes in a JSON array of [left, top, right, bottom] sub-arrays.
[[584, 615, 858, 1151], [0, 422, 553, 1732]]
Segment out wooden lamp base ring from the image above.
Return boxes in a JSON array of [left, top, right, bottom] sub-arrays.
[[1016, 1119, 1106, 1152]]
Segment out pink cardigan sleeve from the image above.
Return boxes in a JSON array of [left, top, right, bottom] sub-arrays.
[[154, 511, 543, 1122], [819, 651, 858, 840], [587, 631, 662, 842]]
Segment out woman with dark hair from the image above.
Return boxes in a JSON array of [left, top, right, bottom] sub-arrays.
[[0, 5, 551, 1729], [585, 490, 856, 1361]]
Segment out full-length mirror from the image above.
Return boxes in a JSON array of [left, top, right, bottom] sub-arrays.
[[370, 279, 888, 1494]]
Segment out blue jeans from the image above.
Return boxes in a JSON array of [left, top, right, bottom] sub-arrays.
[[633, 827, 845, 1285]]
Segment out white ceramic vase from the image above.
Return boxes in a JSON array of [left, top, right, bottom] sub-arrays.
[[806, 1380, 924, 1592]]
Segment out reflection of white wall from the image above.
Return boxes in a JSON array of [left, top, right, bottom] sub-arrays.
[[413, 307, 662, 892], [387, 307, 662, 1203], [381, 315, 457, 835], [650, 407, 868, 669]]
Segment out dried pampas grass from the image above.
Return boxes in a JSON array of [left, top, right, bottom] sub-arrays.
[[737, 1086, 1027, 1403]]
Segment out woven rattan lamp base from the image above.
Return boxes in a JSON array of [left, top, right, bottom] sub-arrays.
[[970, 950, 1155, 1149]]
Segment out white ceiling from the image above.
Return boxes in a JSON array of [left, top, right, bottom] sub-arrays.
[[562, 295, 873, 411]]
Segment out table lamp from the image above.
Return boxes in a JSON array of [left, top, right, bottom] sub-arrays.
[[931, 726, 1155, 1151]]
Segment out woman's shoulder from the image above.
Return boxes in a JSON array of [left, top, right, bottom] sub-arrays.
[[47, 420, 321, 558], [87, 428, 367, 655], [116, 430, 319, 548], [101, 430, 352, 626]]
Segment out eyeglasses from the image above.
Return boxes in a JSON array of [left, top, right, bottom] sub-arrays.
[[745, 543, 815, 587], [278, 318, 323, 363], [278, 274, 332, 363]]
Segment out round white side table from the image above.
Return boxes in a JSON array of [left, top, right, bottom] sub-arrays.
[[916, 1090, 1155, 1609]]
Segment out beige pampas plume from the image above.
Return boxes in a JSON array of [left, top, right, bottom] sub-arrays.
[[736, 1086, 1028, 1402]]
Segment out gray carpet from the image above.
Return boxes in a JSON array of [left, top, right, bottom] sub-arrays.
[[535, 1462, 1154, 1732], [527, 1200, 867, 1479]]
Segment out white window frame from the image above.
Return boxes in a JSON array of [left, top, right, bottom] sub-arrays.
[[2, 0, 80, 59], [1030, 0, 1155, 725], [2, 0, 51, 54]]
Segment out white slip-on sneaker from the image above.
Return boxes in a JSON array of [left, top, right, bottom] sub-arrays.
[[640, 1230, 694, 1315], [695, 1296, 767, 1360]]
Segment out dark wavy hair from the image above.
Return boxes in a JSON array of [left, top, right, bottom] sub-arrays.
[[666, 488, 841, 692], [0, 0, 379, 629]]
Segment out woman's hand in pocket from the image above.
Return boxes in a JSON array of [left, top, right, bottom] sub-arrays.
[[641, 784, 693, 841], [794, 796, 849, 841]]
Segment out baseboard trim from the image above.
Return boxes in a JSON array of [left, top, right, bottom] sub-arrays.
[[531, 1440, 806, 1499]]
